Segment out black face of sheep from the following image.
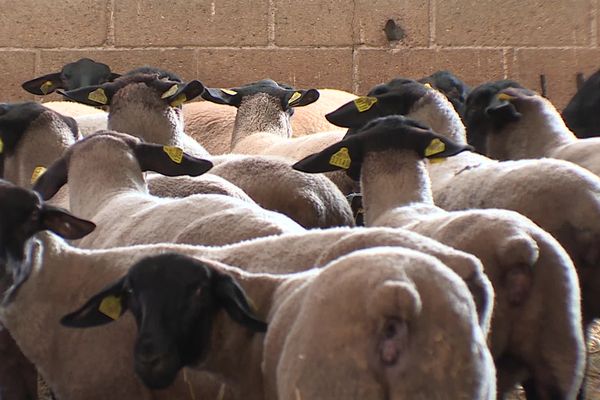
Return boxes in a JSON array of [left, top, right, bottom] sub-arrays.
[[418, 70, 471, 117], [21, 58, 121, 95], [0, 180, 95, 301], [60, 253, 267, 390], [464, 80, 531, 152], [562, 68, 600, 138]]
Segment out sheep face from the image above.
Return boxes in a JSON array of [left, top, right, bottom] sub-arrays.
[[273, 248, 495, 400], [21, 58, 120, 95], [0, 180, 95, 301], [562, 69, 600, 138], [464, 80, 531, 153], [60, 253, 267, 390], [418, 71, 471, 117]]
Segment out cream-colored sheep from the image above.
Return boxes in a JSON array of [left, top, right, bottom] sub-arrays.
[[326, 80, 600, 331], [184, 88, 357, 155], [63, 250, 496, 400], [294, 115, 585, 398], [60, 72, 355, 228], [465, 82, 600, 178], [33, 131, 304, 249]]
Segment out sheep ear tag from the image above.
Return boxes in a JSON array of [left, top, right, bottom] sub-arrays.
[[40, 81, 54, 95], [0, 137, 4, 154], [221, 89, 238, 96], [99, 295, 122, 320], [88, 88, 108, 105], [497, 93, 516, 101], [288, 91, 302, 105], [161, 84, 179, 99], [354, 96, 378, 112], [163, 146, 183, 164], [30, 166, 47, 184], [329, 147, 351, 169], [424, 138, 446, 157]]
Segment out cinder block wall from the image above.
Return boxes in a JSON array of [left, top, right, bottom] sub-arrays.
[[1, 0, 598, 109]]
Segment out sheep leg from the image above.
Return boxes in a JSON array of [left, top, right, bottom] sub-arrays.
[[521, 377, 566, 400]]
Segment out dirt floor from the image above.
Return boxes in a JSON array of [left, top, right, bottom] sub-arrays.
[[506, 321, 600, 399]]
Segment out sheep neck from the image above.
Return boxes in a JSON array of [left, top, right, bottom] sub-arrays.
[[231, 94, 292, 149], [407, 91, 468, 144], [4, 114, 75, 189], [199, 269, 284, 400], [360, 149, 434, 226], [67, 148, 148, 220], [486, 97, 577, 160]]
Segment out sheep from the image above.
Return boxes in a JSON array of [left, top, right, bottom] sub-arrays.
[[0, 101, 80, 209], [33, 130, 308, 248], [41, 101, 108, 137], [184, 88, 356, 155], [200, 79, 356, 194], [21, 58, 120, 95], [59, 71, 355, 228], [325, 79, 600, 333], [2, 180, 495, 399], [562, 68, 600, 138], [62, 250, 496, 400], [465, 81, 600, 178], [294, 115, 585, 398], [369, 71, 470, 118]]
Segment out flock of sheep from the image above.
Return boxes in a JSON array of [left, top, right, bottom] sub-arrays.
[[0, 57, 599, 400]]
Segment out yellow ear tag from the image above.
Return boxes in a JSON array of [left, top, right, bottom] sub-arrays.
[[428, 157, 446, 164], [354, 96, 378, 112], [30, 166, 47, 184], [497, 93, 516, 101], [170, 93, 187, 107], [40, 81, 54, 95], [424, 138, 446, 157], [221, 89, 238, 96], [161, 84, 179, 99], [99, 295, 122, 320], [88, 88, 108, 105], [163, 146, 184, 164], [0, 138, 4, 154], [423, 83, 433, 89], [288, 91, 302, 105], [329, 147, 351, 169]]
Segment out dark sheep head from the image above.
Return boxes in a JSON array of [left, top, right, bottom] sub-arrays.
[[0, 180, 95, 302], [60, 253, 267, 389]]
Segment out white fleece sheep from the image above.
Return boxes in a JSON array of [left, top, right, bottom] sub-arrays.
[[293, 115, 584, 398], [60, 73, 355, 228], [334, 81, 600, 329], [184, 88, 357, 155], [465, 84, 600, 178], [61, 248, 496, 400], [42, 101, 108, 137], [199, 82, 356, 194], [33, 131, 305, 249]]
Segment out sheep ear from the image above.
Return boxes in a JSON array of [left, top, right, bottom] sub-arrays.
[[484, 93, 522, 123], [213, 273, 267, 333], [201, 87, 242, 107], [21, 73, 63, 95], [58, 85, 113, 106], [418, 132, 473, 159], [32, 157, 68, 201], [61, 277, 128, 328], [155, 80, 205, 107], [284, 89, 320, 108], [326, 96, 381, 128], [293, 140, 358, 175], [40, 204, 96, 240], [134, 143, 213, 177]]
